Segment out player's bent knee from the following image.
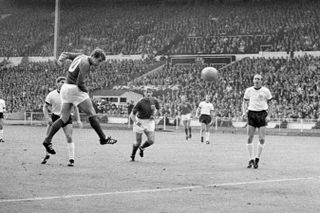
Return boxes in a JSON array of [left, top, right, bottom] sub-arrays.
[[134, 141, 141, 146], [88, 114, 97, 119], [60, 117, 69, 124], [147, 140, 154, 145], [66, 135, 72, 143], [247, 137, 254, 144]]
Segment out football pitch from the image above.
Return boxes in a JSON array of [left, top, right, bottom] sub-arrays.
[[0, 125, 319, 213]]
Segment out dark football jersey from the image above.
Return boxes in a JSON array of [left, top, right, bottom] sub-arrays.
[[64, 53, 89, 93], [132, 97, 160, 119]]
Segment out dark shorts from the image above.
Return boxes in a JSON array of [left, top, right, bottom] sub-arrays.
[[0, 113, 3, 119], [199, 114, 212, 125], [51, 114, 72, 127], [247, 110, 268, 128]]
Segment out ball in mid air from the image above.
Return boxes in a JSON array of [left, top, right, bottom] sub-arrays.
[[201, 67, 219, 81]]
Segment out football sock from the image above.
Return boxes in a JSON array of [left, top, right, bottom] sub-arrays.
[[185, 128, 188, 136], [141, 141, 152, 149], [257, 142, 264, 158], [131, 144, 139, 157], [67, 142, 75, 160], [188, 127, 191, 135], [247, 143, 254, 160], [46, 119, 64, 141], [205, 132, 210, 141], [89, 116, 106, 139]]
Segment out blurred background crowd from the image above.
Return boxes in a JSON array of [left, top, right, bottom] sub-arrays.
[[1, 0, 320, 120], [1, 0, 319, 56]]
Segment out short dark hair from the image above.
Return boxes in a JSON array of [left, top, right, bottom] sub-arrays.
[[56, 76, 66, 84], [90, 48, 106, 61]]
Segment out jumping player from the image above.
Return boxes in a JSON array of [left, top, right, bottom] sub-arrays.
[[242, 74, 272, 169], [42, 48, 117, 155], [129, 88, 160, 161]]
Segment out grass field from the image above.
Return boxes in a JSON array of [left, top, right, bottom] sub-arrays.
[[0, 125, 319, 213]]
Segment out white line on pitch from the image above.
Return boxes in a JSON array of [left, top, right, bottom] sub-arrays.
[[0, 176, 318, 203]]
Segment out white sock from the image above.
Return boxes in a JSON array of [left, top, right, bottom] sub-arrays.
[[67, 143, 75, 160], [0, 129, 3, 139], [247, 144, 254, 160], [206, 132, 210, 141], [257, 143, 264, 158]]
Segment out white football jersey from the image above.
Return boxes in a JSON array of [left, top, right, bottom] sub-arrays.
[[45, 90, 62, 115], [198, 101, 214, 115], [244, 86, 272, 111], [0, 99, 5, 113]]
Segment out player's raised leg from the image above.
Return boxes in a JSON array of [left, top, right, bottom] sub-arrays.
[[78, 98, 117, 145], [139, 130, 155, 158], [131, 132, 142, 161]]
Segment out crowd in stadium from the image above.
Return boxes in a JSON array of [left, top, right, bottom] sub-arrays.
[[1, 0, 320, 121], [129, 55, 320, 120], [1, 0, 320, 56], [2, 54, 320, 121], [0, 58, 156, 113]]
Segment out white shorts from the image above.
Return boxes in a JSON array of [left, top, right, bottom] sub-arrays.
[[181, 113, 192, 121], [60, 83, 89, 106], [133, 118, 155, 133]]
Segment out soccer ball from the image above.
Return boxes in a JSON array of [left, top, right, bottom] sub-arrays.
[[201, 67, 219, 81]]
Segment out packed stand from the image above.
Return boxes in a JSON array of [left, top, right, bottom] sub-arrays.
[[127, 55, 320, 120], [1, 0, 320, 57], [0, 58, 156, 113]]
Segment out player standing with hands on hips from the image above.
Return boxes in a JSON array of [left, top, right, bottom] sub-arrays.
[[242, 74, 272, 169], [130, 88, 160, 161]]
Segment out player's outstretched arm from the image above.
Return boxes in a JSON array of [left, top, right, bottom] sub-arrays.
[[241, 99, 248, 119], [195, 106, 201, 118]]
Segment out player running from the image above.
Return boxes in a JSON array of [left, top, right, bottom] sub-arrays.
[[196, 94, 214, 144], [129, 88, 160, 161], [178, 95, 193, 142]]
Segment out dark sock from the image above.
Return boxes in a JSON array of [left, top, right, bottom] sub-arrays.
[[141, 141, 152, 149], [46, 119, 64, 142], [188, 127, 192, 135], [185, 128, 188, 136], [89, 116, 106, 139], [131, 144, 139, 157]]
